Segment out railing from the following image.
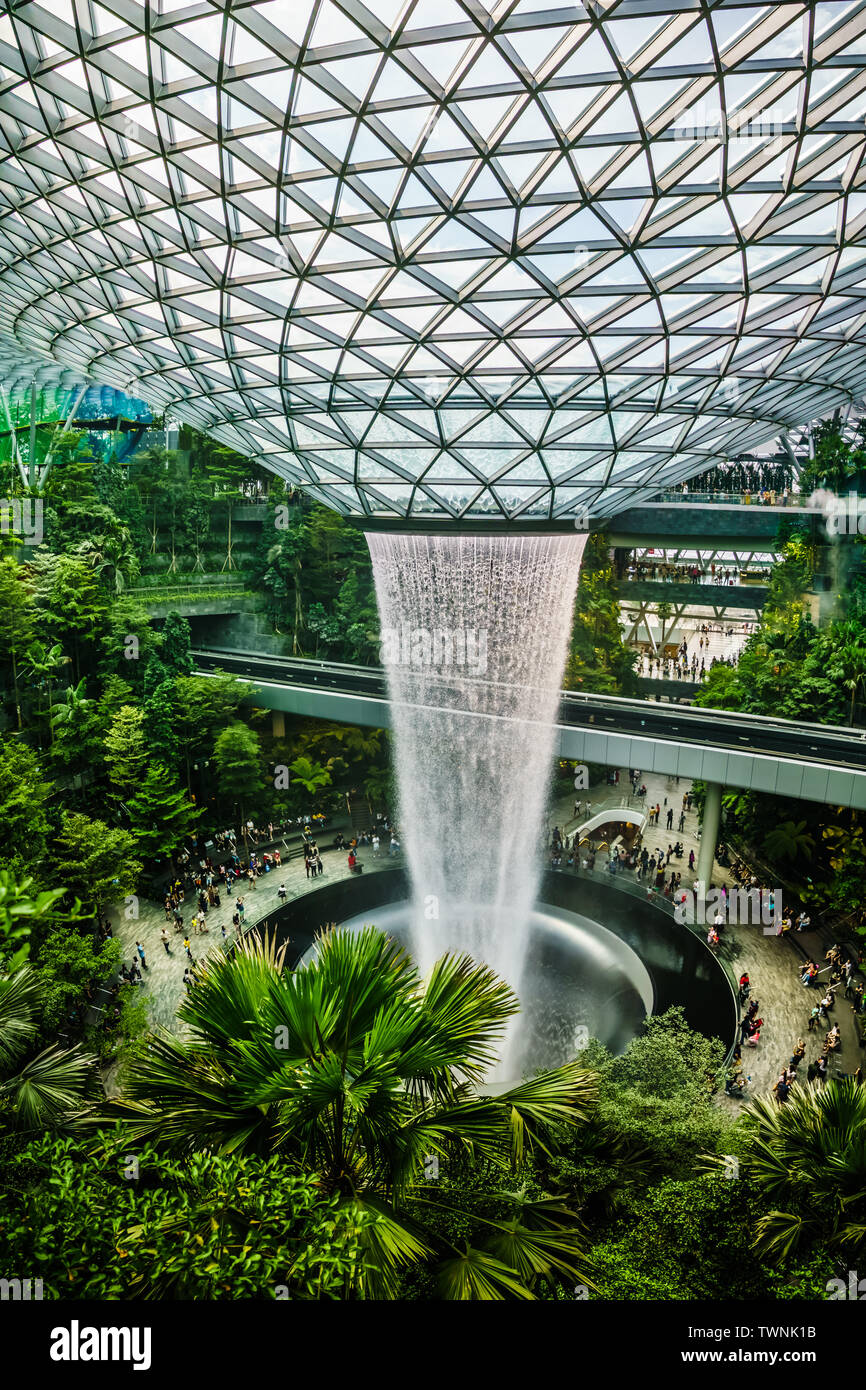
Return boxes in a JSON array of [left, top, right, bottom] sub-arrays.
[[132, 573, 247, 591], [652, 490, 813, 508], [553, 861, 741, 1004]]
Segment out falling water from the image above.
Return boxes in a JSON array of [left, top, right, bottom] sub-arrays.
[[366, 531, 586, 1051]]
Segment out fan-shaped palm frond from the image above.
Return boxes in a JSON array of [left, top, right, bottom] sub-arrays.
[[105, 924, 596, 1297]]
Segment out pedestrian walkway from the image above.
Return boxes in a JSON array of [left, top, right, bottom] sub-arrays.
[[548, 768, 861, 1096], [110, 842, 401, 1033], [111, 767, 861, 1102]]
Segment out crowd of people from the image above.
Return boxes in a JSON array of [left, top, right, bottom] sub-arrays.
[[638, 626, 749, 684], [626, 560, 765, 586], [731, 943, 866, 1103], [114, 811, 404, 994]]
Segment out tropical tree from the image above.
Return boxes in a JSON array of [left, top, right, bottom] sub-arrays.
[[0, 965, 94, 1133], [23, 640, 68, 745], [52, 812, 140, 918], [104, 704, 148, 802], [103, 927, 597, 1299], [125, 765, 200, 860], [289, 755, 332, 798], [706, 1079, 866, 1265], [213, 720, 262, 844], [762, 820, 815, 864], [73, 525, 140, 593], [50, 677, 94, 738], [0, 556, 34, 728], [0, 736, 51, 865], [655, 599, 673, 648], [0, 871, 70, 970]]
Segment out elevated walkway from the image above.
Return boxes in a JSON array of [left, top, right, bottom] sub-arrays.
[[608, 501, 821, 551], [620, 579, 768, 610], [192, 649, 866, 811]]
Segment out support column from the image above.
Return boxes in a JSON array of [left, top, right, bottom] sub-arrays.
[[697, 780, 722, 888], [271, 709, 285, 738]]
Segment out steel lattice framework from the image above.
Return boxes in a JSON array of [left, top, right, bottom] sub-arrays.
[[0, 0, 865, 520]]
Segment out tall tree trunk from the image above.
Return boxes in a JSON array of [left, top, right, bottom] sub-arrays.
[[11, 649, 21, 730]]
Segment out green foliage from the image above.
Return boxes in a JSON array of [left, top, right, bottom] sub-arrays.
[[0, 557, 34, 726], [587, 1176, 830, 1301], [549, 1011, 730, 1208], [0, 872, 70, 971], [1, 1136, 372, 1299], [213, 719, 262, 818], [125, 765, 200, 860], [105, 927, 597, 1298], [0, 966, 95, 1133], [159, 611, 193, 675], [707, 1079, 866, 1266], [289, 755, 332, 797], [29, 551, 109, 679], [52, 812, 140, 916], [564, 533, 638, 696], [31, 927, 122, 1032], [104, 704, 148, 801], [252, 497, 379, 661], [0, 736, 50, 866]]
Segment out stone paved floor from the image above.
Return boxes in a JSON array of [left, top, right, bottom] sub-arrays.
[[109, 839, 404, 1033], [111, 766, 862, 1102]]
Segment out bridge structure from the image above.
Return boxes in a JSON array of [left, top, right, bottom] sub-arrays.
[[606, 501, 824, 552], [192, 648, 866, 886]]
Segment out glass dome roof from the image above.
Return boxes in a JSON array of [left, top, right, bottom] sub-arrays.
[[0, 0, 865, 520]]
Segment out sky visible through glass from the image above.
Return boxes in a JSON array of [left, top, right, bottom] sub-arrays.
[[0, 0, 864, 519]]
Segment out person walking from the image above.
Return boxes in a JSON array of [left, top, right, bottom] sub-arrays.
[[372, 834, 380, 857], [278, 884, 287, 901], [160, 927, 171, 955], [183, 936, 193, 960], [666, 807, 673, 830], [135, 941, 148, 971]]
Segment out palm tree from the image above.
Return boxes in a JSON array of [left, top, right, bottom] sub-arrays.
[[656, 599, 673, 648], [23, 640, 67, 746], [73, 528, 139, 593], [762, 819, 815, 863], [839, 643, 866, 726], [49, 677, 93, 734], [0, 965, 94, 1133], [103, 927, 597, 1298], [707, 1079, 866, 1264], [289, 754, 332, 798]]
